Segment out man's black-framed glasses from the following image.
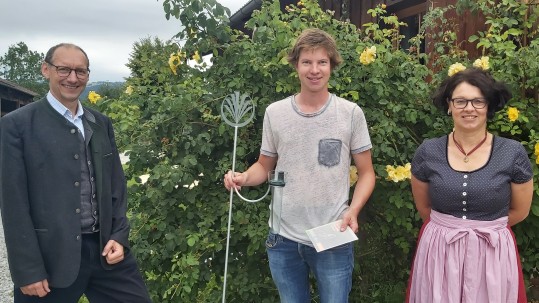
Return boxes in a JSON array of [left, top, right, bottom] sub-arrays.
[[450, 98, 488, 109], [45, 61, 90, 80]]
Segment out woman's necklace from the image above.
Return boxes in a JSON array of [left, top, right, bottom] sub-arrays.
[[452, 131, 488, 163]]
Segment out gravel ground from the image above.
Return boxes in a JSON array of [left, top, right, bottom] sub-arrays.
[[0, 215, 14, 302]]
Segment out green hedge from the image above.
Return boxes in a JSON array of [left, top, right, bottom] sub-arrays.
[[91, 0, 539, 301]]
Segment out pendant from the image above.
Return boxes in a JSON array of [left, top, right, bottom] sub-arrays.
[[463, 156, 469, 163]]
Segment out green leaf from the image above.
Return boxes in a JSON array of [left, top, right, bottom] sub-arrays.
[[532, 204, 539, 217], [187, 236, 197, 246]]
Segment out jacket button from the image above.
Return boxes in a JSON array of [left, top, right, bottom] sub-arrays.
[[74, 154, 79, 159], [71, 129, 76, 134], [74, 182, 80, 187], [75, 208, 81, 214], [76, 235, 81, 240]]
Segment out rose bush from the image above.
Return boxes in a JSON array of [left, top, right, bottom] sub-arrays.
[[95, 0, 538, 301]]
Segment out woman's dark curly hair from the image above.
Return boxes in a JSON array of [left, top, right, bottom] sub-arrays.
[[432, 67, 512, 120]]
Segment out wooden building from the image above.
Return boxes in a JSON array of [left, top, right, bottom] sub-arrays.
[[230, 0, 487, 57], [0, 78, 37, 117]]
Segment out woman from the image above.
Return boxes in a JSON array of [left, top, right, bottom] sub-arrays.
[[407, 67, 534, 303]]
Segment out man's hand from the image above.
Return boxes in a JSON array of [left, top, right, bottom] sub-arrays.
[[223, 170, 247, 191], [102, 239, 125, 264], [21, 279, 50, 297], [340, 209, 360, 233]]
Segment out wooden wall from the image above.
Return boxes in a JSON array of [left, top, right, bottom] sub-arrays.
[[431, 0, 487, 58], [0, 81, 36, 116], [316, 0, 486, 58]]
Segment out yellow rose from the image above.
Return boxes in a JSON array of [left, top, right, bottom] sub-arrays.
[[125, 85, 133, 95], [473, 56, 489, 70], [349, 166, 358, 187], [168, 53, 179, 75], [386, 163, 412, 182], [386, 165, 399, 182], [448, 63, 466, 76], [169, 51, 186, 75], [88, 91, 102, 104], [192, 50, 201, 63], [507, 107, 519, 122], [534, 142, 539, 156], [381, 4, 387, 9], [404, 163, 411, 179], [359, 46, 376, 65], [395, 166, 407, 181]]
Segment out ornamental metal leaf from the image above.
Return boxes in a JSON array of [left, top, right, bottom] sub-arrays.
[[220, 91, 255, 128]]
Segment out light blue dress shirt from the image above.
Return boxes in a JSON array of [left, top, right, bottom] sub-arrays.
[[46, 91, 85, 139]]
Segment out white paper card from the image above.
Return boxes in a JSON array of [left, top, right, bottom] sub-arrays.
[[305, 219, 358, 252]]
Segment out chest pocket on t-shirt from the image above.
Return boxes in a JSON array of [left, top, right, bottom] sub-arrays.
[[318, 139, 342, 167]]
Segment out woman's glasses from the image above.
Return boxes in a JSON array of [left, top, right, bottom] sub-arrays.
[[450, 98, 487, 109]]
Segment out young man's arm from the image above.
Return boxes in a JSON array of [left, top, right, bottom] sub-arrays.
[[224, 154, 277, 190], [341, 150, 375, 232]]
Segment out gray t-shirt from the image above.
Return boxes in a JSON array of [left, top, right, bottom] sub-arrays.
[[411, 135, 533, 220], [261, 94, 372, 245]]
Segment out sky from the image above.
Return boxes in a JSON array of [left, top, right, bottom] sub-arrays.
[[0, 0, 249, 82]]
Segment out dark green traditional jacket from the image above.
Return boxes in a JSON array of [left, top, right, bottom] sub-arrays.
[[0, 98, 130, 288]]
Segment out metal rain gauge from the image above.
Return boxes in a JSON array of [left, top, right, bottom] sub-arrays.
[[220, 92, 285, 302]]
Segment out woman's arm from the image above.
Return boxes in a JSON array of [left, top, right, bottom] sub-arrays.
[[411, 175, 431, 221], [508, 179, 533, 226]]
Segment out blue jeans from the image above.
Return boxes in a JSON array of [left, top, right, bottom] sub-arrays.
[[265, 232, 354, 303]]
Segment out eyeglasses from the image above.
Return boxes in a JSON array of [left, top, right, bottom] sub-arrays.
[[449, 98, 488, 109], [45, 61, 90, 80]]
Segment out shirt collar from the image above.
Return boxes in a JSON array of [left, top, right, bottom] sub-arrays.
[[46, 91, 84, 119]]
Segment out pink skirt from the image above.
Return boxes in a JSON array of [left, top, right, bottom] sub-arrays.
[[406, 210, 527, 303]]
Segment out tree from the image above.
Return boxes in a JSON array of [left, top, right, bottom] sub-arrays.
[[94, 82, 124, 100], [0, 42, 48, 97]]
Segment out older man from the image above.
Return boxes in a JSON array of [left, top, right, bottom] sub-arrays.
[[0, 43, 151, 302]]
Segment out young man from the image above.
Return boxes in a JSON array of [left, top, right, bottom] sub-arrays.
[[223, 28, 375, 302], [0, 43, 151, 302]]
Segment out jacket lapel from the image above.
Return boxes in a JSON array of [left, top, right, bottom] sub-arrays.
[[83, 109, 103, 202]]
